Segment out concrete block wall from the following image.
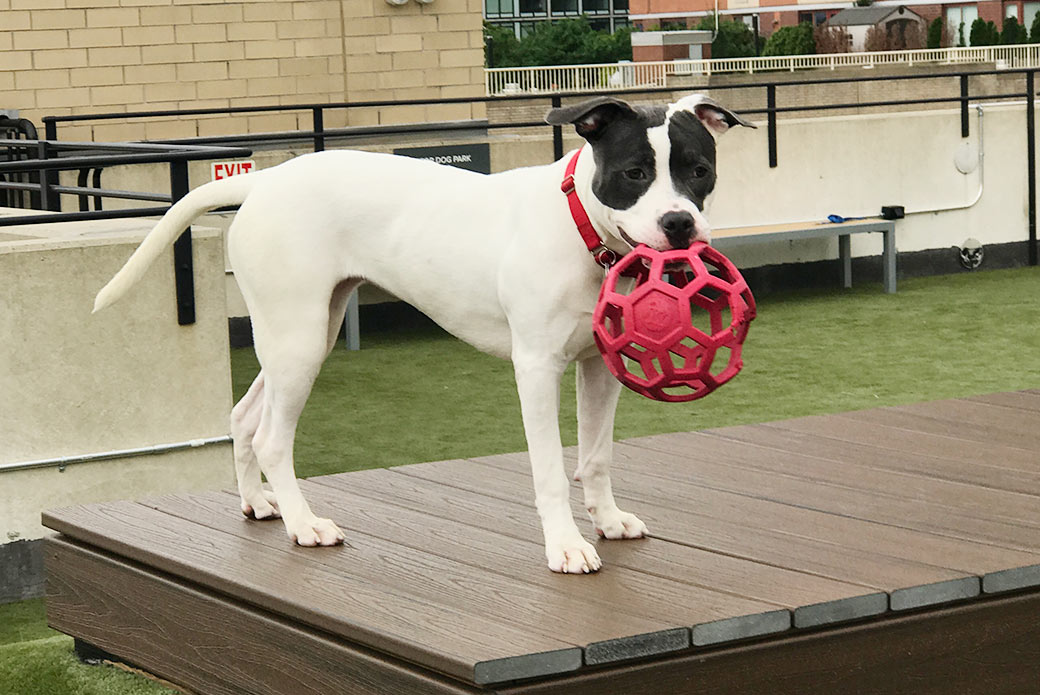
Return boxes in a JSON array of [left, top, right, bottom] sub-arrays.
[[0, 213, 236, 600], [0, 0, 486, 142]]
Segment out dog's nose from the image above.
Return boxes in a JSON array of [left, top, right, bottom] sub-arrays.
[[660, 211, 695, 249]]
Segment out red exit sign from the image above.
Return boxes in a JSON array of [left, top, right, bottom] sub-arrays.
[[211, 160, 255, 180]]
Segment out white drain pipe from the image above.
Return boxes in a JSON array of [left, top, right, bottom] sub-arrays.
[[0, 435, 232, 474]]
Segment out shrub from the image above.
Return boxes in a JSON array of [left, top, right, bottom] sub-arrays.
[[1001, 15, 1028, 44], [695, 14, 762, 58], [968, 17, 997, 46], [1032, 11, 1040, 42], [483, 18, 632, 68], [814, 25, 851, 54], [927, 17, 944, 48], [762, 22, 815, 56]]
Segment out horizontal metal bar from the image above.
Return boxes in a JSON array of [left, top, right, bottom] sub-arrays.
[[40, 66, 1040, 125], [0, 147, 253, 173], [0, 436, 232, 474], [51, 184, 172, 203], [0, 179, 173, 203], [0, 206, 170, 227], [0, 139, 252, 154]]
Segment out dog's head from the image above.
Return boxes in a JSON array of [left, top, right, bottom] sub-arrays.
[[546, 94, 755, 251]]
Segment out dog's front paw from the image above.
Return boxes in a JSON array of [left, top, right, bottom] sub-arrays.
[[546, 534, 602, 574], [288, 516, 345, 547], [591, 507, 648, 540]]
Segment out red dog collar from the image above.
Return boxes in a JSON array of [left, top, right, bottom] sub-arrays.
[[561, 148, 618, 269]]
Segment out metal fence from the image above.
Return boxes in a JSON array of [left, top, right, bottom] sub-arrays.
[[0, 141, 251, 325], [1, 66, 1036, 322], [485, 44, 1040, 95]]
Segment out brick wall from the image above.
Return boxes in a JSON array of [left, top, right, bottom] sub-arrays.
[[0, 0, 485, 142]]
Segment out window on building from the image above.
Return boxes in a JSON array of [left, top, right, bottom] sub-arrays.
[[518, 0, 547, 16], [1026, 2, 1040, 29], [584, 0, 610, 14], [946, 5, 979, 42], [1007, 2, 1020, 18], [614, 0, 629, 13], [550, 0, 578, 15], [486, 0, 517, 18]]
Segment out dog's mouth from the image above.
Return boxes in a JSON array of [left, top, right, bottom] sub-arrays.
[[617, 227, 639, 249]]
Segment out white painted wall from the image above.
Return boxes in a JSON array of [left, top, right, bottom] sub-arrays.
[[0, 218, 235, 543], [707, 102, 1035, 271]]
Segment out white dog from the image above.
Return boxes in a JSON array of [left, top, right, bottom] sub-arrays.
[[95, 95, 754, 573]]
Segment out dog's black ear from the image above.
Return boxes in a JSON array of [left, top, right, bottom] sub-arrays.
[[545, 97, 637, 142], [676, 95, 757, 136]]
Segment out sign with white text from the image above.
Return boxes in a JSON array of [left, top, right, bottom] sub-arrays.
[[391, 144, 490, 174]]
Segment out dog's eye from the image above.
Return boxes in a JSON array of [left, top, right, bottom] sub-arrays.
[[693, 165, 710, 178], [624, 168, 646, 181]]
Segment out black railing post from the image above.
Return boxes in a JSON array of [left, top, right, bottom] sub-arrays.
[[169, 159, 196, 325], [76, 168, 90, 211], [551, 95, 563, 161], [43, 119, 60, 211], [1027, 70, 1036, 266], [37, 141, 52, 211], [312, 107, 325, 152], [960, 74, 970, 138], [767, 84, 777, 168]]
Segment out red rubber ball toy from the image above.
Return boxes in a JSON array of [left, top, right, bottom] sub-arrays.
[[592, 242, 756, 402]]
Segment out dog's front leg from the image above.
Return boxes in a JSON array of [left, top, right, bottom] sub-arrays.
[[575, 355, 648, 540], [513, 354, 602, 574]]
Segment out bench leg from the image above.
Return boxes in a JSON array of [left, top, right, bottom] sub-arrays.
[[344, 289, 360, 351], [839, 234, 852, 289], [882, 227, 897, 294]]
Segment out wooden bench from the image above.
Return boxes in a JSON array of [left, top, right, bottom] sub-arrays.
[[712, 217, 897, 294]]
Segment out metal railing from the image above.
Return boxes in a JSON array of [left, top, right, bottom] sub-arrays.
[[0, 117, 40, 209], [485, 44, 1040, 95], [0, 141, 252, 325], [1, 66, 1036, 324]]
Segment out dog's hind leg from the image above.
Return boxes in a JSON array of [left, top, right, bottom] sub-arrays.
[[575, 355, 647, 540], [231, 371, 278, 519], [249, 302, 345, 547]]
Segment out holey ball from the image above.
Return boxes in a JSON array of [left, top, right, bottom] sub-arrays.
[[592, 242, 756, 402]]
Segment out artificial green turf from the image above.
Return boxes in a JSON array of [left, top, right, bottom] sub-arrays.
[[232, 266, 1040, 478], [5, 266, 1040, 694]]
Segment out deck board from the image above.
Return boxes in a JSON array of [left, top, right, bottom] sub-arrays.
[[43, 391, 1040, 693], [707, 421, 1040, 495]]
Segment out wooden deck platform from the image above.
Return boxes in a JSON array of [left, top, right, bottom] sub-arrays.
[[43, 392, 1040, 694]]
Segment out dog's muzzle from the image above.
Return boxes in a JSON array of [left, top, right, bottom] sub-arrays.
[[660, 211, 696, 250]]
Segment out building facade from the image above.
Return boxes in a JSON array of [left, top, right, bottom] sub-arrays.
[[629, 0, 1040, 41], [483, 0, 631, 37]]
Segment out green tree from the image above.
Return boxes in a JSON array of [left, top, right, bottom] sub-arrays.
[[1031, 11, 1040, 42], [484, 18, 631, 67], [958, 21, 966, 46], [927, 17, 944, 48], [986, 20, 1000, 43], [968, 17, 997, 46], [762, 22, 815, 56], [695, 14, 760, 58], [483, 22, 522, 68], [1000, 15, 1027, 44]]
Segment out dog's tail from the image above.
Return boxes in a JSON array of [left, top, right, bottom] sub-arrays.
[[93, 172, 259, 314]]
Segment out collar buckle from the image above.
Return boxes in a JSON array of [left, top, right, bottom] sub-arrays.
[[560, 174, 576, 195]]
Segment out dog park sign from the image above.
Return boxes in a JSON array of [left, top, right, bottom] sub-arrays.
[[392, 143, 491, 174], [211, 160, 256, 180]]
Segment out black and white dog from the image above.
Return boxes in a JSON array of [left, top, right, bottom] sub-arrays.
[[95, 94, 754, 573]]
